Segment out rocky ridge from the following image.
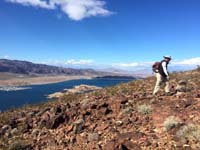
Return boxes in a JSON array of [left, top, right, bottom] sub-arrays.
[[0, 69, 200, 150]]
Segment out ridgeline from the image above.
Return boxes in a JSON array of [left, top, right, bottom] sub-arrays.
[[0, 68, 200, 150]]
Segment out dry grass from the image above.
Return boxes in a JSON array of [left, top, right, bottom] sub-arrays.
[[137, 104, 152, 115], [163, 116, 181, 131]]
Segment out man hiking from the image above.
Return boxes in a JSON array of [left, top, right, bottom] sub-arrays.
[[153, 55, 172, 95]]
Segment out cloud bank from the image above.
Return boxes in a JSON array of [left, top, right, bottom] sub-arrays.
[[112, 57, 200, 71], [173, 57, 200, 66], [6, 0, 113, 20], [41, 59, 94, 68], [40, 57, 200, 71], [66, 59, 94, 65]]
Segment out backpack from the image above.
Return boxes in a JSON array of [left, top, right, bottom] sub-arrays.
[[152, 62, 161, 73]]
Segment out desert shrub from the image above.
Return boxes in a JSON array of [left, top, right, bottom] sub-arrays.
[[93, 91, 102, 97], [9, 139, 31, 150], [177, 124, 200, 142], [163, 116, 181, 131], [121, 86, 130, 94], [107, 87, 117, 96], [137, 104, 152, 115], [61, 93, 78, 103], [0, 112, 15, 125]]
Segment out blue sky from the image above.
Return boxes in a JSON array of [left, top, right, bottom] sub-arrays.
[[0, 0, 200, 70]]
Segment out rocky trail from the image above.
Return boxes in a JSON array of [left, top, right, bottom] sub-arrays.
[[0, 69, 200, 150]]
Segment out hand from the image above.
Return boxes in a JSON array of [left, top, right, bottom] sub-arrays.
[[167, 76, 170, 80]]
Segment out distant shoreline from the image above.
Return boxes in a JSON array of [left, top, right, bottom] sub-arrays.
[[0, 75, 94, 87], [0, 73, 139, 87]]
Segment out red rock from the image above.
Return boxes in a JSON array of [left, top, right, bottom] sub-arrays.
[[95, 124, 109, 131]]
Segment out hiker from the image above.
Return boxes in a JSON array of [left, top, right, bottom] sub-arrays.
[[153, 55, 172, 95]]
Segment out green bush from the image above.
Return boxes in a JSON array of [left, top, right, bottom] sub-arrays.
[[137, 104, 152, 115], [177, 124, 200, 142], [163, 116, 180, 131]]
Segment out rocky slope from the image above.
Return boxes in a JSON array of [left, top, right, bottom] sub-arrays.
[[0, 69, 200, 150]]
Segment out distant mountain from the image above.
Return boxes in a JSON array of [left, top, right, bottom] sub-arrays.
[[0, 59, 103, 76]]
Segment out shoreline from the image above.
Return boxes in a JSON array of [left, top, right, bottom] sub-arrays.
[[0, 75, 95, 87]]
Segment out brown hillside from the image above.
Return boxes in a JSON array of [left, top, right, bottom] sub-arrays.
[[0, 69, 200, 150]]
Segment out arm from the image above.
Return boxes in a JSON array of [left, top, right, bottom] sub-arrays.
[[162, 61, 169, 77]]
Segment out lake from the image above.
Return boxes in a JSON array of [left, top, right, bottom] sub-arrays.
[[0, 78, 133, 111]]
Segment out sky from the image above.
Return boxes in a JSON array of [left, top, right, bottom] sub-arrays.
[[0, 0, 200, 71]]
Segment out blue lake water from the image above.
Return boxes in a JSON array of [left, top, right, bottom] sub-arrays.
[[0, 78, 132, 111]]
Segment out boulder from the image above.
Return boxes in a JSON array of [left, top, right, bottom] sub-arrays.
[[0, 124, 11, 135], [73, 119, 85, 134]]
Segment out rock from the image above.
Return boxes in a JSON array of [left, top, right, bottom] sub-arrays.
[[176, 85, 187, 92], [196, 93, 200, 98], [178, 80, 187, 85], [90, 104, 97, 109], [99, 108, 113, 115], [99, 103, 109, 108], [80, 98, 90, 108], [87, 133, 100, 142], [36, 108, 50, 116], [104, 141, 116, 150], [9, 119, 17, 128], [104, 138, 142, 150], [95, 123, 109, 131], [73, 119, 84, 134], [116, 121, 123, 126], [27, 111, 36, 117], [0, 125, 11, 135], [120, 99, 128, 105], [65, 125, 74, 133], [50, 114, 65, 129], [121, 141, 141, 150], [176, 80, 188, 93], [39, 111, 65, 129], [120, 107, 133, 115], [10, 128, 18, 135], [183, 99, 193, 108], [50, 106, 62, 114], [31, 129, 40, 137]]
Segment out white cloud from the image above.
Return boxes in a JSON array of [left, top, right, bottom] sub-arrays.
[[6, 0, 55, 9], [32, 57, 200, 72], [113, 57, 200, 69], [3, 55, 10, 59], [6, 0, 113, 21], [112, 62, 152, 69], [173, 57, 200, 66], [40, 59, 94, 67], [65, 59, 94, 65]]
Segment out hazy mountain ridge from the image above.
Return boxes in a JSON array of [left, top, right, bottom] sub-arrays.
[[0, 59, 101, 76]]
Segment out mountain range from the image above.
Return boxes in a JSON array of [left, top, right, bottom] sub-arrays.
[[0, 59, 103, 76]]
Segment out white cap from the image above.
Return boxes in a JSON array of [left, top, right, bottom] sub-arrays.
[[163, 55, 172, 59]]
